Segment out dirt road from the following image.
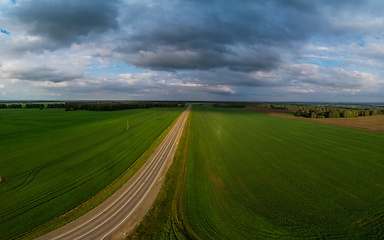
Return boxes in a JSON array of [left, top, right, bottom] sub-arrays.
[[37, 105, 191, 240]]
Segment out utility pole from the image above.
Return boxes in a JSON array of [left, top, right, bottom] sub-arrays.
[[127, 119, 129, 129]]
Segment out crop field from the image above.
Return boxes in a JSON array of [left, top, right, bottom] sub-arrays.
[[183, 105, 384, 239], [0, 107, 184, 240]]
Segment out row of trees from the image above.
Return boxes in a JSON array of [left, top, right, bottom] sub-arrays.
[[246, 103, 301, 110], [213, 102, 297, 109], [295, 108, 383, 118], [0, 103, 64, 109], [47, 103, 66, 108], [64, 101, 186, 111], [213, 102, 246, 108], [0, 102, 185, 111], [25, 104, 44, 109], [247, 102, 384, 118], [0, 104, 22, 108], [212, 102, 384, 118]]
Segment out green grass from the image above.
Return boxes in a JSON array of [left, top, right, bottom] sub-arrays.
[[182, 105, 384, 239], [0, 107, 184, 240]]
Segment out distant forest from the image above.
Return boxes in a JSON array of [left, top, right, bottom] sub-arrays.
[[2, 101, 383, 117], [214, 102, 384, 118], [0, 101, 186, 111], [64, 101, 185, 111]]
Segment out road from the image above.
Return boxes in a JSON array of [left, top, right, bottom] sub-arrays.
[[37, 105, 191, 240]]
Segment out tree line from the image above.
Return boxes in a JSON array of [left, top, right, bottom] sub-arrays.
[[0, 104, 22, 108], [0, 101, 185, 111], [25, 104, 45, 110], [0, 103, 65, 109], [213, 102, 246, 108], [294, 107, 383, 118], [64, 101, 186, 111], [214, 102, 300, 110], [213, 102, 384, 118]]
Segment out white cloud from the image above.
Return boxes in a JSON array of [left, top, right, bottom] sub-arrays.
[[32, 81, 69, 88], [286, 87, 315, 93], [169, 83, 204, 87]]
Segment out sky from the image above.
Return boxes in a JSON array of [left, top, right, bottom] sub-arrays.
[[0, 0, 383, 102]]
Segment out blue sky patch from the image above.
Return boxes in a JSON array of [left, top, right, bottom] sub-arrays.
[[301, 59, 343, 69], [356, 35, 365, 47], [1, 29, 10, 35], [84, 62, 147, 78]]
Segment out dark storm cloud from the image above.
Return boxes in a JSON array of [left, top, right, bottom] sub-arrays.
[[5, 0, 119, 47], [4, 0, 383, 73], [118, 1, 320, 50], [113, 0, 325, 71], [1, 66, 83, 82], [128, 47, 281, 72], [109, 0, 384, 73], [181, 70, 278, 88]]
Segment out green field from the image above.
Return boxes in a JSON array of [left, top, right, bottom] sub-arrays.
[[0, 107, 184, 240], [181, 105, 384, 239]]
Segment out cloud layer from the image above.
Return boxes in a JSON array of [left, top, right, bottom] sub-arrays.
[[0, 0, 383, 101]]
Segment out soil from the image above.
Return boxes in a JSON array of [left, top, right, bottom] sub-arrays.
[[242, 107, 384, 134], [0, 177, 9, 182]]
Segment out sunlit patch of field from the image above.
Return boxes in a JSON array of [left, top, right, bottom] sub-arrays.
[[183, 105, 384, 239]]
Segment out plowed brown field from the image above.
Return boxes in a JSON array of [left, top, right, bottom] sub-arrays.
[[243, 107, 384, 134]]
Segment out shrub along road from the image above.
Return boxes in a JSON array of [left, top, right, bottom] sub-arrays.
[[37, 105, 191, 240]]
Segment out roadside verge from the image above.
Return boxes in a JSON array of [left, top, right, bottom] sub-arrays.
[[126, 105, 197, 240]]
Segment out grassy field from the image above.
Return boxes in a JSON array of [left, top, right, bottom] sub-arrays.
[[181, 105, 384, 239], [0, 107, 184, 240]]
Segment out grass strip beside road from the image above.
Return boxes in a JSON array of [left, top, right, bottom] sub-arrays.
[[126, 106, 194, 240], [13, 111, 183, 240]]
